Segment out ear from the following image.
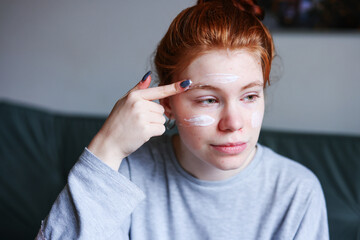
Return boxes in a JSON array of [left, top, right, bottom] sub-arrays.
[[160, 97, 174, 119]]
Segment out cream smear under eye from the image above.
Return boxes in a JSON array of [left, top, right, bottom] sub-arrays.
[[251, 111, 263, 128], [184, 115, 215, 127]]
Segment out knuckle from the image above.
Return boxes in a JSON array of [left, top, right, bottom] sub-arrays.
[[127, 91, 139, 101], [137, 112, 146, 122], [154, 125, 166, 136], [132, 100, 142, 109], [142, 123, 149, 131], [133, 112, 144, 125], [161, 85, 176, 98], [143, 126, 153, 139], [160, 125, 166, 133], [160, 116, 166, 124]]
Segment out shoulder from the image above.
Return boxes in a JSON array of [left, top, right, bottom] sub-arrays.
[[256, 145, 328, 237], [258, 144, 323, 194]]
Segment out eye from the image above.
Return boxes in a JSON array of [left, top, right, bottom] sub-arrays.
[[196, 97, 219, 106], [242, 94, 259, 103]]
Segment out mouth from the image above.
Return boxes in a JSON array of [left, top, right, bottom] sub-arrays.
[[210, 142, 247, 155]]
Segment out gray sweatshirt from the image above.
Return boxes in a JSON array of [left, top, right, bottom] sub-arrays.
[[37, 135, 329, 239]]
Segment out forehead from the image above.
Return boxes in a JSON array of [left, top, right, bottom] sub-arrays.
[[181, 49, 263, 84]]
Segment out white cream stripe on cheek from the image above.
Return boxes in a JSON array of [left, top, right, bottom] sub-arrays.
[[251, 111, 263, 128], [203, 73, 240, 84], [184, 115, 215, 127]]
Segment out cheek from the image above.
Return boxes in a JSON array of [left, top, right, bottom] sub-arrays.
[[183, 115, 215, 127], [172, 99, 218, 128], [242, 98, 264, 129], [251, 111, 263, 128], [176, 114, 214, 150], [174, 105, 218, 148]]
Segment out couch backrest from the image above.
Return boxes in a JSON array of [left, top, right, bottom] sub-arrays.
[[0, 101, 104, 238]]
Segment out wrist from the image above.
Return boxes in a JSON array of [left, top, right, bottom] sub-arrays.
[[88, 132, 125, 171]]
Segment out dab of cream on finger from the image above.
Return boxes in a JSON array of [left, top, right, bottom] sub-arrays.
[[203, 73, 240, 84], [184, 115, 215, 127], [251, 111, 263, 128]]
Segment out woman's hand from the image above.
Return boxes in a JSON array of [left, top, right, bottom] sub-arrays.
[[88, 71, 191, 170]]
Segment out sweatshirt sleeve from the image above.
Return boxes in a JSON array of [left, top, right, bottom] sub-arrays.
[[36, 148, 146, 240], [294, 180, 330, 240]]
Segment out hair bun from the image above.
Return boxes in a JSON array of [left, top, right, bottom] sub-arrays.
[[197, 0, 264, 20]]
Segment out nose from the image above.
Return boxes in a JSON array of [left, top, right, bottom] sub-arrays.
[[218, 102, 244, 132]]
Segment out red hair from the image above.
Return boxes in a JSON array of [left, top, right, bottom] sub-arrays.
[[154, 0, 275, 87]]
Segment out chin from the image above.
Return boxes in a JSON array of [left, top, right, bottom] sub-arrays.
[[212, 157, 247, 171]]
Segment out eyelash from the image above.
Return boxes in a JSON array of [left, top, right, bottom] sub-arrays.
[[195, 94, 259, 106], [242, 94, 259, 103], [196, 98, 218, 105]]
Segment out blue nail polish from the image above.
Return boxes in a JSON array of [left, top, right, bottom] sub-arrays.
[[141, 71, 152, 82], [180, 79, 192, 88]]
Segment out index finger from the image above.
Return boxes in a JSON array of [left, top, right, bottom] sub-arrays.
[[140, 79, 192, 101]]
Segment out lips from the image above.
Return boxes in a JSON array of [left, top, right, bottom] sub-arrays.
[[210, 142, 247, 155]]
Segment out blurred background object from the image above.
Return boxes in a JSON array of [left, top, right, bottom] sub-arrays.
[[260, 0, 360, 30]]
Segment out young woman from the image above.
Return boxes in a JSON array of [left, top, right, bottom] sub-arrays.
[[37, 0, 329, 239]]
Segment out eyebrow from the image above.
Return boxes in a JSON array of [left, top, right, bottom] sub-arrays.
[[189, 81, 264, 92], [240, 81, 264, 91]]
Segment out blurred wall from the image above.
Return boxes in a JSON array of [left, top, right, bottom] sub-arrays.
[[1, 0, 359, 135]]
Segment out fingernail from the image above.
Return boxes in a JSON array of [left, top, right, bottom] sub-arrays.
[[180, 79, 192, 89], [141, 71, 152, 82]]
